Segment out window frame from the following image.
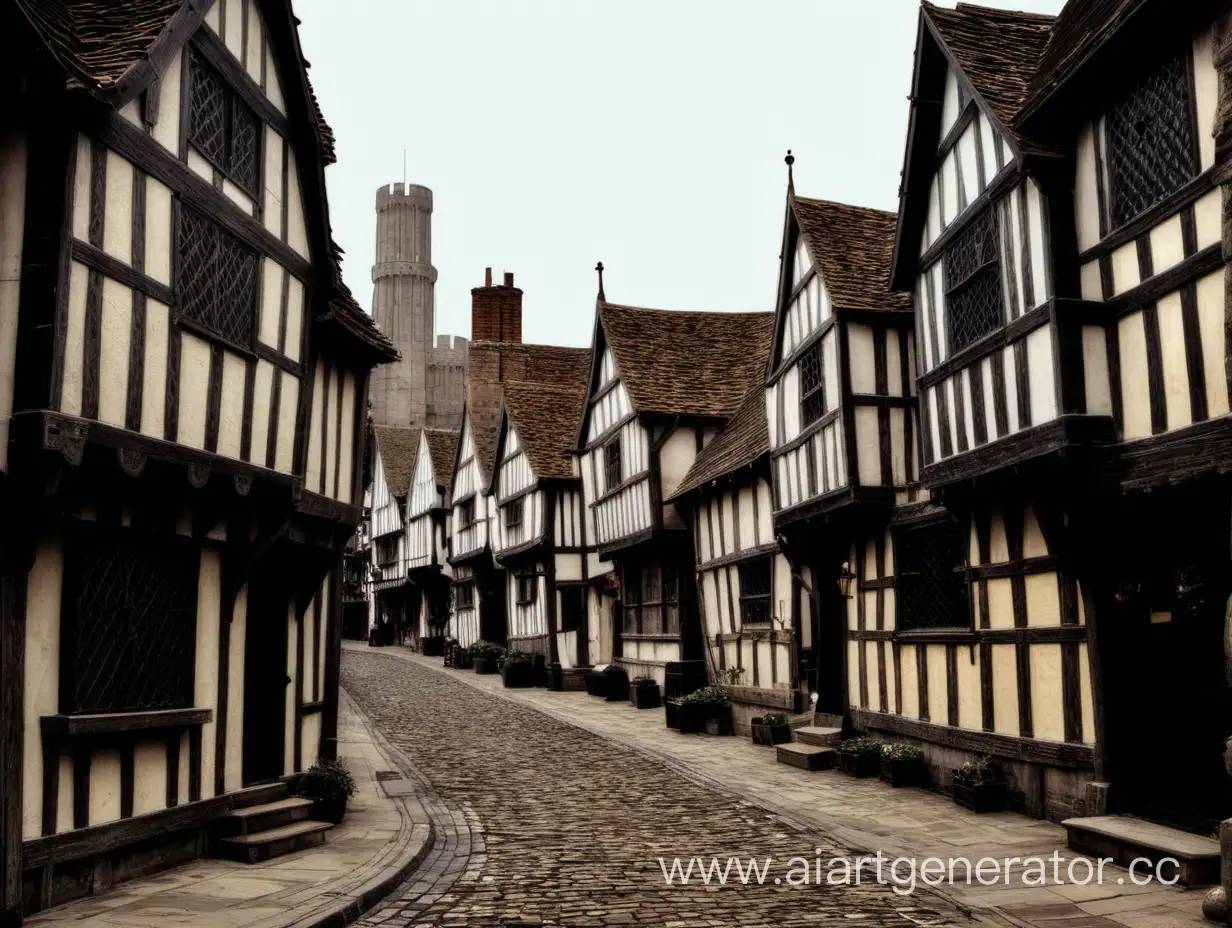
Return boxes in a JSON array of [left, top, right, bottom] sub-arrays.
[[798, 342, 826, 428], [504, 497, 524, 531], [603, 437, 622, 492], [186, 48, 262, 199], [737, 557, 773, 627], [620, 561, 681, 636], [894, 516, 971, 632], [516, 570, 538, 606], [454, 580, 475, 611], [375, 535, 399, 567], [457, 496, 476, 529], [941, 205, 1004, 355], [175, 204, 260, 352]]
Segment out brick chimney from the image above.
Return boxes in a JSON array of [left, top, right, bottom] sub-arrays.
[[471, 267, 523, 343]]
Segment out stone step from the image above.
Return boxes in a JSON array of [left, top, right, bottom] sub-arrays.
[[813, 711, 844, 729], [215, 797, 314, 837], [776, 743, 836, 771], [229, 781, 290, 810], [1062, 816, 1220, 887], [794, 726, 842, 747], [215, 819, 333, 864]]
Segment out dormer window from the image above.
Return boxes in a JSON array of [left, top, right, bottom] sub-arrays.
[[1104, 52, 1197, 229], [943, 206, 1003, 353], [187, 49, 260, 197]]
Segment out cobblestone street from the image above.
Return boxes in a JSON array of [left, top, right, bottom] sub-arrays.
[[343, 649, 973, 927]]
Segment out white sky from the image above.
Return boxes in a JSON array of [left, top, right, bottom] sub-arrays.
[[295, 0, 1067, 349]]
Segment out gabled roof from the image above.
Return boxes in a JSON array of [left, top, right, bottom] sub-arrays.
[[469, 423, 501, 487], [502, 380, 588, 482], [597, 302, 774, 420], [923, 2, 1057, 154], [423, 428, 459, 491], [668, 387, 769, 503], [372, 425, 420, 500], [792, 197, 912, 313], [473, 341, 592, 387], [1021, 0, 1141, 116]]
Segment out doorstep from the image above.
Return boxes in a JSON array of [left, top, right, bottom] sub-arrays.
[[1063, 816, 1221, 887]]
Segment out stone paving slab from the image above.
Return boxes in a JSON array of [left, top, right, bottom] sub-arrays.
[[357, 643, 1211, 928], [27, 689, 434, 928]]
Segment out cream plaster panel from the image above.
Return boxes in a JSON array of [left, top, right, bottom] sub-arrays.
[[856, 406, 881, 486], [940, 67, 961, 139], [1079, 641, 1095, 745], [223, 0, 244, 59], [864, 641, 880, 709], [71, 136, 91, 241], [102, 151, 134, 265], [89, 749, 122, 825], [1156, 291, 1193, 430], [132, 740, 167, 815], [1118, 311, 1151, 440], [248, 360, 273, 465], [275, 370, 298, 472], [990, 644, 1019, 736], [1195, 188, 1221, 248], [926, 645, 947, 723], [1082, 325, 1112, 415], [205, 0, 220, 31], [144, 178, 173, 286], [218, 351, 247, 460], [1198, 269, 1230, 417], [0, 130, 26, 472], [119, 99, 141, 126], [659, 428, 698, 502], [1110, 241, 1140, 296], [1024, 573, 1061, 627], [323, 369, 339, 496], [265, 45, 286, 114], [1075, 124, 1101, 252], [151, 50, 183, 155], [98, 277, 133, 427], [1195, 25, 1218, 171], [1080, 260, 1103, 302], [56, 753, 72, 833], [1023, 505, 1048, 558], [258, 260, 282, 349], [196, 550, 221, 789], [1026, 181, 1050, 303], [263, 127, 284, 236], [848, 324, 876, 394], [177, 332, 212, 448], [187, 147, 214, 184], [305, 361, 324, 490], [338, 372, 357, 502], [60, 261, 88, 415], [890, 408, 906, 486], [222, 178, 256, 217], [989, 506, 1009, 562], [140, 299, 170, 437], [1026, 326, 1056, 425], [285, 274, 304, 360], [1030, 644, 1065, 743], [245, 1, 264, 82], [986, 578, 1015, 629], [286, 156, 309, 258], [301, 713, 322, 770], [22, 536, 62, 837], [846, 640, 860, 707], [1003, 344, 1020, 434], [226, 585, 247, 793], [1149, 214, 1185, 275], [956, 645, 981, 730], [899, 644, 919, 719], [177, 733, 189, 806]]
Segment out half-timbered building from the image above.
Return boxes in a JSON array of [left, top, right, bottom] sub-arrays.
[[0, 1, 397, 918], [405, 427, 458, 653], [368, 426, 418, 645], [577, 301, 773, 693]]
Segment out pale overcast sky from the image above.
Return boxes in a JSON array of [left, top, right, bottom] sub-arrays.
[[295, 0, 1066, 349]]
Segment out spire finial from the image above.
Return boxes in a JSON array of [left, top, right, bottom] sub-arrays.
[[595, 261, 606, 302], [785, 149, 795, 193]]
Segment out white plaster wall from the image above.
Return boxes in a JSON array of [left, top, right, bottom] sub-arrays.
[[0, 130, 28, 472], [22, 535, 62, 837]]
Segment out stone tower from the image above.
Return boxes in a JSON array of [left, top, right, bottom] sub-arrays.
[[369, 182, 468, 429]]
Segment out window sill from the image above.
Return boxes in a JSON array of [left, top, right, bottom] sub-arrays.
[[41, 708, 213, 737]]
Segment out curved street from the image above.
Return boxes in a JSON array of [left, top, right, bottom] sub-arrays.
[[343, 648, 970, 928]]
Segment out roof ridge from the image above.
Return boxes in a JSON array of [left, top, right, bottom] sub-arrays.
[[600, 301, 771, 318]]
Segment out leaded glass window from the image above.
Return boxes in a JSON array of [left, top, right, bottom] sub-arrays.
[[1105, 52, 1197, 229], [943, 207, 1003, 353], [604, 438, 622, 492], [896, 518, 969, 630], [738, 557, 772, 626], [187, 50, 261, 197], [799, 343, 825, 427], [177, 205, 258, 348]]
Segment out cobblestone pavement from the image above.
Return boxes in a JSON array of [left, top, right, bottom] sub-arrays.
[[344, 650, 976, 928]]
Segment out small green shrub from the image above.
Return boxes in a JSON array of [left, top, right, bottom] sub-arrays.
[[880, 742, 925, 762], [955, 756, 1002, 785], [724, 667, 746, 686], [296, 758, 357, 801], [631, 676, 657, 685], [468, 640, 505, 660], [839, 737, 881, 756], [760, 713, 789, 727], [681, 685, 729, 705], [498, 649, 531, 670]]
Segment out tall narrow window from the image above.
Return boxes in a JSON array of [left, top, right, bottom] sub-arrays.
[[896, 518, 969, 630], [943, 206, 1003, 353], [177, 206, 258, 348], [738, 558, 772, 626], [798, 343, 826, 426], [1105, 52, 1197, 228], [622, 563, 641, 634], [504, 498, 524, 530], [604, 438, 622, 492], [457, 497, 475, 528], [516, 571, 537, 605], [560, 586, 585, 633], [454, 581, 475, 610], [187, 50, 260, 196]]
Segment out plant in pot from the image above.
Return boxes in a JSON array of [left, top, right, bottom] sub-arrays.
[[630, 677, 661, 709], [879, 742, 928, 788], [750, 713, 793, 746], [836, 737, 882, 777], [952, 756, 1007, 813], [677, 685, 732, 734], [469, 640, 504, 674], [604, 666, 630, 702], [296, 758, 357, 824], [499, 649, 534, 688]]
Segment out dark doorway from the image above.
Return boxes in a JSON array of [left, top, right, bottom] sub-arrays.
[[1101, 483, 1232, 832], [812, 558, 847, 719], [243, 576, 289, 786], [479, 570, 508, 645]]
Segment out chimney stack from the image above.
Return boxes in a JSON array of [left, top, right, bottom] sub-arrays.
[[471, 267, 523, 343]]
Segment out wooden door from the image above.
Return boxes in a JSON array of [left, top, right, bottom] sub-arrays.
[[243, 577, 288, 785]]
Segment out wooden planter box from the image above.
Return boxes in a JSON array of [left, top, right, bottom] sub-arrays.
[[705, 713, 733, 736], [880, 757, 927, 788], [584, 670, 608, 697], [665, 697, 683, 729], [952, 778, 1008, 813], [837, 751, 881, 778], [678, 701, 731, 735], [630, 682, 661, 709], [502, 661, 534, 688], [473, 656, 499, 675], [604, 669, 630, 702], [750, 719, 793, 746]]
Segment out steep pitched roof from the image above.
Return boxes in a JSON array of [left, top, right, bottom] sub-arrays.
[[327, 240, 397, 360], [372, 426, 420, 499], [792, 197, 912, 312], [469, 424, 501, 486], [668, 387, 769, 503], [923, 2, 1057, 153], [473, 341, 592, 386], [1022, 0, 1142, 113], [598, 303, 774, 419], [423, 428, 459, 491], [503, 380, 588, 481]]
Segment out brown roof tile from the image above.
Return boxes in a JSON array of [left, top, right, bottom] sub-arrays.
[[328, 240, 398, 361], [668, 387, 769, 502], [792, 197, 912, 312], [503, 379, 589, 481], [373, 425, 420, 499], [598, 303, 773, 419], [469, 424, 501, 486], [923, 2, 1056, 153], [423, 428, 459, 491]]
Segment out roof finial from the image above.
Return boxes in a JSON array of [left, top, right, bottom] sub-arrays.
[[595, 261, 606, 302], [785, 149, 795, 194]]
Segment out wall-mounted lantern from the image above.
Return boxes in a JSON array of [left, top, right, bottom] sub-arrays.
[[838, 561, 856, 599]]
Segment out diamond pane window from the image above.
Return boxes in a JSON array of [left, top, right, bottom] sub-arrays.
[[62, 532, 199, 713], [1105, 53, 1197, 229], [604, 438, 622, 492], [177, 206, 258, 348], [896, 518, 969, 630], [799, 343, 826, 427], [943, 207, 1003, 353], [187, 50, 261, 198]]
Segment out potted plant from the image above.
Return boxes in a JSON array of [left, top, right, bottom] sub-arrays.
[[879, 743, 928, 788], [296, 758, 357, 824], [630, 677, 661, 709], [677, 685, 732, 734], [499, 649, 534, 687], [751, 714, 793, 746], [469, 640, 504, 674], [836, 737, 882, 777], [952, 756, 1008, 813], [584, 668, 608, 698], [604, 666, 630, 702]]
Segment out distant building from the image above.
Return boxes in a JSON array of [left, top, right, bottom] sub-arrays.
[[369, 183, 468, 429]]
